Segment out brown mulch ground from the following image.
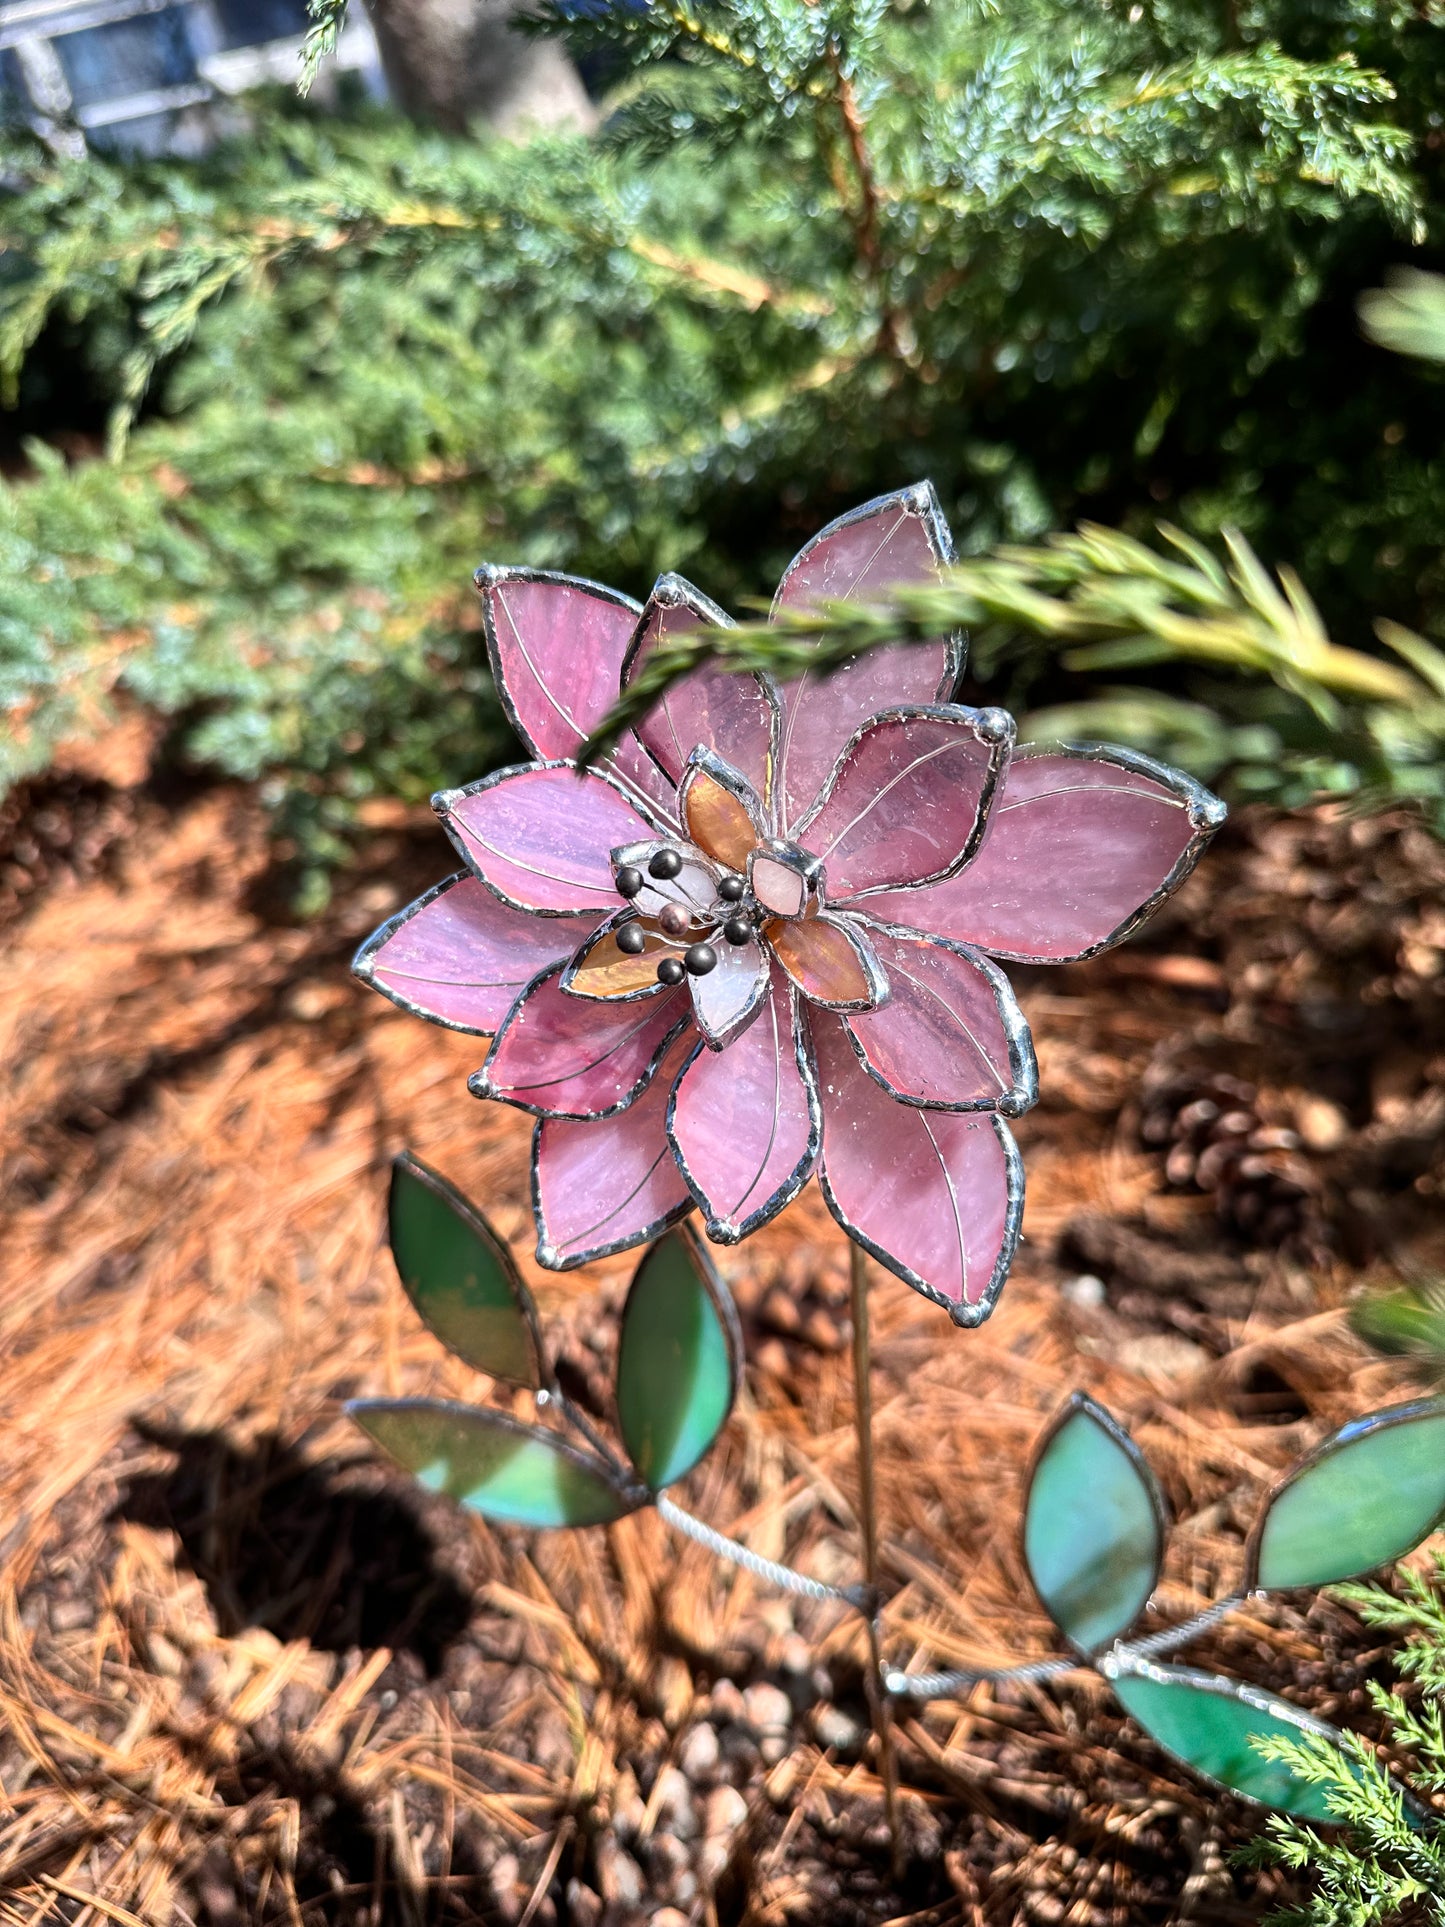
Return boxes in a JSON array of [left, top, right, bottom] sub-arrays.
[[2, 752, 1444, 1926]]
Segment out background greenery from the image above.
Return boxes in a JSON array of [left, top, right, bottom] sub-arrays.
[[3, 0, 1443, 905]]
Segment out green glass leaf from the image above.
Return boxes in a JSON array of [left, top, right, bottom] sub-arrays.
[[616, 1231, 740, 1490], [1109, 1661, 1358, 1821], [1249, 1397, 1445, 1592], [389, 1152, 542, 1388], [1023, 1393, 1166, 1653], [348, 1398, 638, 1528]]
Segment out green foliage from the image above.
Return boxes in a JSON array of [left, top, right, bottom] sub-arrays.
[[299, 0, 352, 95], [1240, 1556, 1445, 1922], [1361, 267, 1445, 364], [2, 0, 1444, 902], [591, 520, 1445, 833], [1353, 1280, 1445, 1375]]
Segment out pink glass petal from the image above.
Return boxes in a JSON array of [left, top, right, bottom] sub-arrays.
[[606, 731, 680, 828], [844, 926, 1035, 1112], [623, 577, 779, 805], [437, 764, 653, 915], [877, 748, 1226, 963], [799, 707, 1011, 898], [690, 935, 769, 1049], [772, 485, 960, 831], [667, 970, 820, 1241], [532, 1034, 694, 1268], [813, 1012, 1022, 1323], [477, 962, 689, 1118], [479, 569, 640, 761], [354, 873, 596, 1035], [751, 853, 806, 917]]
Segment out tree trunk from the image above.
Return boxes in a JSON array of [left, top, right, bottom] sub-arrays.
[[362, 0, 596, 136]]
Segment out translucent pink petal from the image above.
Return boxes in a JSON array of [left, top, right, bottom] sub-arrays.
[[532, 1034, 694, 1268], [353, 873, 596, 1035], [437, 764, 653, 915], [813, 1013, 1022, 1324], [878, 748, 1226, 963], [476, 962, 689, 1118], [690, 935, 769, 1049], [606, 732, 680, 827], [622, 577, 779, 805], [843, 925, 1036, 1112], [479, 569, 640, 761], [667, 971, 820, 1241], [772, 485, 960, 831], [799, 707, 1012, 898]]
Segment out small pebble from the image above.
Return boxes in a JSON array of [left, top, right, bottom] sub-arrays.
[[490, 1853, 520, 1909], [594, 1837, 644, 1907], [709, 1678, 745, 1725], [651, 1765, 698, 1842], [677, 1721, 720, 1785], [743, 1681, 792, 1737], [565, 1881, 601, 1927], [812, 1704, 864, 1752], [1061, 1272, 1105, 1309], [776, 1633, 811, 1679], [698, 1784, 749, 1883]]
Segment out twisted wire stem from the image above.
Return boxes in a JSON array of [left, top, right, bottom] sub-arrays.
[[884, 1595, 1249, 1700], [653, 1486, 1248, 1702], [655, 1496, 869, 1607]]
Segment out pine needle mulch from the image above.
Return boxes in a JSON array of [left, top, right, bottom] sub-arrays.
[[2, 760, 1443, 1926]]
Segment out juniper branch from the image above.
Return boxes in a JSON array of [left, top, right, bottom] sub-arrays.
[[582, 524, 1438, 763]]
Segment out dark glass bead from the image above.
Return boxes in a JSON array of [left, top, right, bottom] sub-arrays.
[[615, 865, 644, 899], [656, 956, 686, 986], [648, 847, 684, 879], [722, 916, 753, 946], [717, 875, 746, 902], [684, 943, 718, 977], [615, 921, 647, 955]]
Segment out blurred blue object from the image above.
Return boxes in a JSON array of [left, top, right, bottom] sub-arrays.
[[0, 0, 387, 151]]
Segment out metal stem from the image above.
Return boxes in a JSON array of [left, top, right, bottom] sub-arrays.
[[656, 1496, 867, 1607], [850, 1239, 901, 1857], [884, 1595, 1249, 1700]]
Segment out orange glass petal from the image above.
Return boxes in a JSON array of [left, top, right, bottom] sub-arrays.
[[568, 923, 671, 998], [683, 768, 758, 871], [767, 916, 875, 1008]]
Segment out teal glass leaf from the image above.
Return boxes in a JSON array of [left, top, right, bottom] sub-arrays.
[[1023, 1393, 1166, 1653], [349, 1398, 638, 1527], [1109, 1661, 1359, 1821], [1248, 1397, 1445, 1592], [388, 1152, 543, 1388], [616, 1231, 740, 1490]]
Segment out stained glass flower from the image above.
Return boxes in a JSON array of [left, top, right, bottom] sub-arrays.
[[355, 484, 1224, 1324]]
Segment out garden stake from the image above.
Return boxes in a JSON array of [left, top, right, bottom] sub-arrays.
[[849, 1238, 900, 1859]]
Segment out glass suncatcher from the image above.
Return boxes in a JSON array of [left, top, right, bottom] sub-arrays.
[[349, 484, 1432, 1827]]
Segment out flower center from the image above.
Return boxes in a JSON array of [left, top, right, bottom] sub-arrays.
[[613, 842, 762, 985]]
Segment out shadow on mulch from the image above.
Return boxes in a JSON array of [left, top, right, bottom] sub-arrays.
[[113, 1423, 473, 1676]]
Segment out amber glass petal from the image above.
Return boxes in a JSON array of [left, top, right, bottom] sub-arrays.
[[680, 761, 763, 872], [562, 913, 673, 1001], [768, 915, 882, 1010]]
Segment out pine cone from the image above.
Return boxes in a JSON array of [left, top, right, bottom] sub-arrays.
[[1139, 1067, 1328, 1251]]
